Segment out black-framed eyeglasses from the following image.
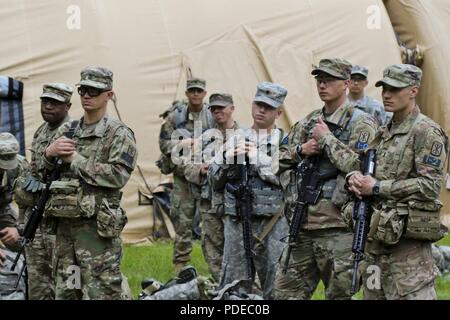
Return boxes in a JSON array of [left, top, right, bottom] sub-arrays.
[[315, 76, 339, 85], [77, 86, 107, 97]]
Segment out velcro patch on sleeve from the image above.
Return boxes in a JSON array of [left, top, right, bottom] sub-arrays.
[[423, 154, 441, 167]]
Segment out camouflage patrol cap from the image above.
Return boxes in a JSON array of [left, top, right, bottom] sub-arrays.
[[77, 66, 113, 90], [312, 58, 352, 80], [208, 93, 233, 108], [186, 78, 206, 91], [375, 64, 422, 88], [0, 132, 19, 170], [40, 83, 73, 103], [351, 65, 369, 78], [253, 82, 288, 109]]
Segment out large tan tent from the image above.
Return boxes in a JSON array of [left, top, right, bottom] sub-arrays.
[[1, 0, 448, 243]]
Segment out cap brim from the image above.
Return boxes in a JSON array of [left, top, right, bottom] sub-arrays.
[[208, 102, 229, 108], [76, 80, 109, 90], [0, 158, 18, 170], [40, 92, 66, 103], [375, 77, 409, 88], [186, 85, 205, 91], [351, 72, 368, 78], [312, 67, 347, 80], [254, 96, 280, 109]]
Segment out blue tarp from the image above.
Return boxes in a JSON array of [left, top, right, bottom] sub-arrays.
[[0, 76, 25, 156]]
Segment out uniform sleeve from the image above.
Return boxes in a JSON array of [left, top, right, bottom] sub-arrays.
[[379, 126, 448, 201], [70, 127, 137, 189], [278, 120, 307, 174], [42, 123, 69, 171], [208, 154, 229, 191], [184, 164, 204, 185], [0, 204, 18, 228], [159, 119, 178, 156], [318, 114, 378, 174]]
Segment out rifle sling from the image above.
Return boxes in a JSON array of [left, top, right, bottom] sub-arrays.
[[254, 204, 285, 243]]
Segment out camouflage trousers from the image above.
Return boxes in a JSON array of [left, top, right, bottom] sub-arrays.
[[220, 214, 288, 299], [24, 213, 56, 300], [171, 174, 201, 266], [0, 247, 26, 300], [201, 204, 224, 282], [361, 239, 438, 300], [53, 218, 123, 300], [273, 228, 354, 300]]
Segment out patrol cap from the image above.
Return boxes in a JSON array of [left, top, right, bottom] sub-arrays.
[[0, 132, 19, 170], [186, 78, 206, 91], [208, 93, 233, 108], [40, 83, 73, 103], [253, 82, 288, 109], [311, 58, 352, 80], [351, 65, 369, 78], [375, 64, 422, 88], [77, 66, 113, 90]]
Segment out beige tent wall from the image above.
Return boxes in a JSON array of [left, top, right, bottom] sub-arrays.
[[383, 0, 450, 227], [0, 0, 403, 244]]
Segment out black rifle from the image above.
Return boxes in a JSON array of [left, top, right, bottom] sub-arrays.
[[282, 156, 338, 273], [225, 159, 255, 283], [10, 122, 78, 284], [282, 118, 342, 274], [350, 149, 376, 295]]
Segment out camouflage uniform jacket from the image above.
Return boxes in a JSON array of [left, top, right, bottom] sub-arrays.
[[14, 117, 70, 209], [1, 155, 29, 229], [30, 115, 70, 180], [159, 100, 214, 198], [209, 127, 284, 217], [279, 101, 378, 230], [44, 114, 137, 211], [354, 106, 448, 253], [348, 95, 390, 126], [184, 121, 240, 207]]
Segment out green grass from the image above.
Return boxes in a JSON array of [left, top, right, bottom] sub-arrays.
[[122, 236, 450, 300]]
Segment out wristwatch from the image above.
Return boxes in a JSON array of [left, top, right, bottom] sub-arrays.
[[296, 144, 303, 157], [372, 181, 380, 196]]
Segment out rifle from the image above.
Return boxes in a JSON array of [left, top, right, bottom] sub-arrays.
[[10, 121, 78, 284], [225, 158, 255, 283], [282, 118, 342, 274], [350, 149, 376, 295]]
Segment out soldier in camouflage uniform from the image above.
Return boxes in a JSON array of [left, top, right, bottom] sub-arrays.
[[209, 82, 289, 299], [14, 83, 73, 300], [345, 64, 448, 300], [44, 67, 137, 299], [0, 133, 26, 300], [348, 65, 391, 125], [184, 93, 239, 281], [273, 59, 378, 300], [158, 78, 215, 272]]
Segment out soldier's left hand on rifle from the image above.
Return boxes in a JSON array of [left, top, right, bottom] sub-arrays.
[[347, 172, 376, 199], [0, 227, 20, 246]]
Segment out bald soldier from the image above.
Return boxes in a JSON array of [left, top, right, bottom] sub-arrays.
[[158, 78, 215, 272], [345, 64, 448, 299], [273, 58, 378, 300], [348, 65, 390, 125], [14, 83, 73, 299]]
